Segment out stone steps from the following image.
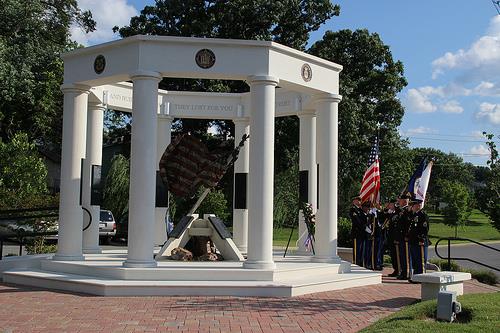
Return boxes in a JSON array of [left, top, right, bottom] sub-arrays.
[[3, 267, 380, 297]]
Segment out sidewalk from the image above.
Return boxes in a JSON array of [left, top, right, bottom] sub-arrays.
[[0, 268, 497, 333]]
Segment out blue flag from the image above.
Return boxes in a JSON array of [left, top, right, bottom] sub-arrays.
[[406, 157, 428, 198]]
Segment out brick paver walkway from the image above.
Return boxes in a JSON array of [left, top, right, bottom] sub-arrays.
[[0, 270, 498, 333]]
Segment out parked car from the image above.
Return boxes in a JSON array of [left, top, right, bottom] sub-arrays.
[[99, 210, 116, 243]]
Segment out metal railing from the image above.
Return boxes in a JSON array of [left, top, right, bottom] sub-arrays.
[[0, 207, 60, 259], [0, 207, 94, 259], [435, 237, 500, 272]]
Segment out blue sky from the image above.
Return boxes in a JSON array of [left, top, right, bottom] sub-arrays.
[[74, 0, 499, 166]]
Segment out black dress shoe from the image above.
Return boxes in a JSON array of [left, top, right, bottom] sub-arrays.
[[388, 271, 398, 277], [397, 275, 408, 280]]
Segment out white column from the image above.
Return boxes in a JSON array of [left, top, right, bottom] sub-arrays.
[[53, 84, 90, 261], [154, 112, 173, 246], [314, 94, 342, 263], [297, 111, 317, 255], [123, 71, 161, 268], [232, 117, 250, 253], [82, 102, 105, 253], [243, 75, 278, 270]]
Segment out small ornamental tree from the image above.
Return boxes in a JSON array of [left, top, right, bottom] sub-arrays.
[[439, 179, 472, 237]]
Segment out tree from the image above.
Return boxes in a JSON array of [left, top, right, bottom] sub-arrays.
[[102, 155, 130, 223], [274, 159, 299, 228], [483, 132, 500, 231], [0, 132, 49, 207], [438, 180, 472, 237], [0, 0, 95, 146], [308, 29, 408, 214]]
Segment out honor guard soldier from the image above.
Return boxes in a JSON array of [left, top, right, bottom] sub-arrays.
[[383, 199, 398, 276], [408, 198, 429, 278], [349, 196, 364, 266], [372, 204, 384, 271], [396, 192, 412, 280], [361, 201, 374, 269]]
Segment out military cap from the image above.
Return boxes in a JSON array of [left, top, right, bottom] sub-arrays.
[[409, 198, 423, 205], [399, 192, 412, 199]]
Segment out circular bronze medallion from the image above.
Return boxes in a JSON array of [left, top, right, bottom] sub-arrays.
[[301, 63, 312, 82], [94, 55, 106, 74], [195, 49, 216, 69]]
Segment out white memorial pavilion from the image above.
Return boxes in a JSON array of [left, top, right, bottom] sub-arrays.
[[0, 36, 380, 296]]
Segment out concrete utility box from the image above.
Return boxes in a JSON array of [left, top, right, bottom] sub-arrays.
[[437, 291, 461, 322]]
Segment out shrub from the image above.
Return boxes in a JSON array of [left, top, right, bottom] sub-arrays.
[[464, 268, 499, 286], [196, 188, 230, 221], [428, 258, 461, 271], [25, 241, 57, 255], [338, 217, 352, 247]]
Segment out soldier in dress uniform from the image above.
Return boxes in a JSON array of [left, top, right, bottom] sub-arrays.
[[371, 203, 384, 271], [408, 198, 429, 278], [349, 196, 364, 266], [383, 199, 398, 276], [361, 201, 374, 269], [396, 192, 412, 280]]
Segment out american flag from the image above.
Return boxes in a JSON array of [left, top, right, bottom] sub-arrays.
[[359, 137, 380, 204], [158, 134, 228, 198], [158, 134, 249, 198]]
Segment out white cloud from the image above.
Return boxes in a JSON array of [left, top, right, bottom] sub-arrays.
[[404, 87, 466, 114], [440, 100, 464, 114], [469, 145, 490, 156], [403, 126, 437, 136], [476, 102, 500, 125], [432, 16, 500, 79], [472, 81, 500, 96], [70, 0, 138, 46], [405, 88, 438, 113], [418, 86, 444, 97], [471, 130, 485, 139]]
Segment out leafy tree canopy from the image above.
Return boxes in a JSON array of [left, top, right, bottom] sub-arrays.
[[0, 132, 49, 207], [483, 132, 500, 231], [114, 0, 339, 50], [0, 0, 95, 145], [308, 29, 408, 212]]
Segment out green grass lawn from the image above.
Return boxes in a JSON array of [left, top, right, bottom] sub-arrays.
[[428, 209, 500, 244], [360, 292, 500, 333], [273, 227, 299, 247]]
